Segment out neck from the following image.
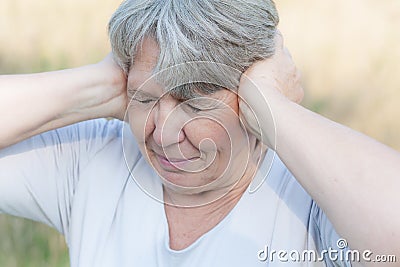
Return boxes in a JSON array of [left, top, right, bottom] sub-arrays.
[[163, 161, 258, 250]]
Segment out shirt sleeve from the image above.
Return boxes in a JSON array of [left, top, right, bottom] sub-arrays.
[[0, 119, 124, 236], [311, 202, 353, 267]]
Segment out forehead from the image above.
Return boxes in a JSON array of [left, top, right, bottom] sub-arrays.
[[127, 37, 160, 91], [127, 38, 224, 99]]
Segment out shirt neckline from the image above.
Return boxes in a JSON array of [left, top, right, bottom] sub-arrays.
[[161, 149, 276, 254]]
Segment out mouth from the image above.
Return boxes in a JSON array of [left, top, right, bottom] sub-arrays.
[[154, 153, 200, 169]]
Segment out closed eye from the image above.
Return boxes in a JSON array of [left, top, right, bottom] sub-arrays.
[[183, 102, 223, 114], [133, 98, 155, 104], [185, 103, 203, 113], [128, 88, 157, 104], [183, 97, 222, 113]]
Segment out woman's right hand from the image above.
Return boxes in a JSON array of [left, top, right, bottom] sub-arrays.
[[0, 53, 128, 148], [81, 54, 128, 121]]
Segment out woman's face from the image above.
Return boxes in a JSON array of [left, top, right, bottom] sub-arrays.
[[126, 38, 260, 196]]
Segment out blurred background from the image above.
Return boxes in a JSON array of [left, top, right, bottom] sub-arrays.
[[0, 0, 399, 266]]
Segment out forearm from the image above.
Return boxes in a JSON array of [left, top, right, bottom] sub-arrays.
[[267, 97, 400, 257], [0, 60, 126, 148]]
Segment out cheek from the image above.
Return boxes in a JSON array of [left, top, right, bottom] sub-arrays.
[[184, 117, 238, 153], [128, 109, 154, 143]]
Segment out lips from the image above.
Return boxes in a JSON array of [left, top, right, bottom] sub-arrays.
[[153, 152, 199, 169]]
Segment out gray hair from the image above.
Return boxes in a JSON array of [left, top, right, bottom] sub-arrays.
[[108, 0, 279, 98]]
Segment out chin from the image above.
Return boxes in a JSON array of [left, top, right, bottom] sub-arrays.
[[155, 166, 210, 189]]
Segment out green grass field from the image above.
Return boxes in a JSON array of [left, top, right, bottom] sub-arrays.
[[0, 0, 399, 266]]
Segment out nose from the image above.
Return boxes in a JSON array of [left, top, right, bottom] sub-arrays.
[[151, 96, 185, 147]]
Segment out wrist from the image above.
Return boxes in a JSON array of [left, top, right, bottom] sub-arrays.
[[258, 89, 292, 149], [66, 62, 126, 120]]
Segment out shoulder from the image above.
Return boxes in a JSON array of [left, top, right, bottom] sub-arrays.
[[48, 118, 126, 151], [21, 118, 126, 149], [257, 150, 313, 210], [58, 118, 125, 141], [63, 118, 140, 163], [0, 118, 134, 166], [264, 152, 349, 265]]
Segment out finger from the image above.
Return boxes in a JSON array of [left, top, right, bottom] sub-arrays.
[[290, 71, 304, 104], [292, 85, 304, 104], [283, 46, 294, 61], [274, 30, 284, 50], [238, 100, 262, 141]]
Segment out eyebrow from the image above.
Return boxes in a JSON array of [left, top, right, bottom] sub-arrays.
[[186, 97, 214, 104], [127, 88, 154, 98], [127, 87, 137, 96], [127, 85, 224, 103]]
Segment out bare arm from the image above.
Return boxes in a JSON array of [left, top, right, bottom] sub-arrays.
[[0, 55, 127, 149], [239, 33, 400, 263], [270, 95, 399, 260]]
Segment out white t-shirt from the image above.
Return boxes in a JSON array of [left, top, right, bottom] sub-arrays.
[[0, 119, 350, 266]]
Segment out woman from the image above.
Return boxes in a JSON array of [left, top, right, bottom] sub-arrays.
[[0, 0, 399, 266]]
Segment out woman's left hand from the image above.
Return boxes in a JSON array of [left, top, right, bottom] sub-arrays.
[[238, 31, 303, 147]]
